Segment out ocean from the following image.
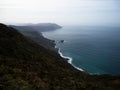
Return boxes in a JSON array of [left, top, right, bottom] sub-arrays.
[[42, 26, 120, 76]]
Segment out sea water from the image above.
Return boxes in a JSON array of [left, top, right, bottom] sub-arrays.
[[42, 26, 120, 76]]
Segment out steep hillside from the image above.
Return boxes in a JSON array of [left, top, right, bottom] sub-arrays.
[[0, 23, 120, 90], [11, 23, 61, 51], [16, 30, 57, 52]]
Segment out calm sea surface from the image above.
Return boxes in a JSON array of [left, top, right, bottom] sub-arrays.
[[42, 26, 120, 76]]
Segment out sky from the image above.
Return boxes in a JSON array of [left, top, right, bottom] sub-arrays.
[[0, 0, 120, 26]]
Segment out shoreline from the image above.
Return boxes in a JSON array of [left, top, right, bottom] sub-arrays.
[[55, 45, 84, 72], [10, 23, 120, 76], [44, 36, 119, 76], [57, 47, 105, 75], [41, 30, 111, 75], [43, 34, 109, 75], [41, 31, 86, 72]]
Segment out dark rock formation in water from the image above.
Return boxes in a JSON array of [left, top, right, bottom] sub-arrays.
[[59, 40, 64, 43]]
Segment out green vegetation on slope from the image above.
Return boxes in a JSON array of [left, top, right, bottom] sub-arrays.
[[0, 23, 120, 90]]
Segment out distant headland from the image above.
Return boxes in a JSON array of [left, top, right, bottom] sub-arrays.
[[10, 23, 62, 32]]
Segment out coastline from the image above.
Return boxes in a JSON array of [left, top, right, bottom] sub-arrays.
[[16, 25, 118, 76], [11, 24, 99, 74], [56, 46, 109, 75], [42, 31, 109, 75], [42, 29, 111, 76], [1, 23, 120, 89], [55, 43, 84, 72], [41, 28, 87, 72], [42, 31, 85, 71]]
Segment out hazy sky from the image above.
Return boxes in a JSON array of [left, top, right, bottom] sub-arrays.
[[0, 0, 120, 25]]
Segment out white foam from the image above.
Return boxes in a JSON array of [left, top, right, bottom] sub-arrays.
[[58, 48, 84, 71]]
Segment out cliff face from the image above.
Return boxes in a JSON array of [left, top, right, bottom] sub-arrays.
[[0, 23, 120, 90]]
